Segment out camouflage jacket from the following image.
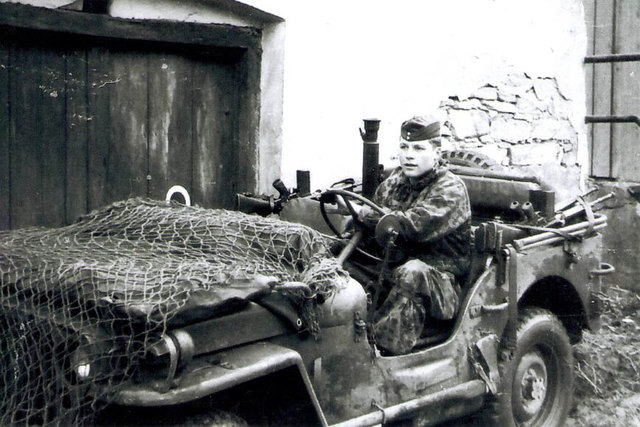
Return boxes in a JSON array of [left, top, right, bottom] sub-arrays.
[[370, 162, 471, 278]]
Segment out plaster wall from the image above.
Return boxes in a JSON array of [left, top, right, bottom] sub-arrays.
[[240, 0, 589, 202], [2, 0, 590, 201]]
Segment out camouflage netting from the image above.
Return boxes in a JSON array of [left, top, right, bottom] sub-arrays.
[[0, 198, 348, 425]]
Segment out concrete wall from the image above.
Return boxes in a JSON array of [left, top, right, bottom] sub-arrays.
[[240, 0, 589, 203], [583, 0, 640, 292], [593, 183, 640, 291]]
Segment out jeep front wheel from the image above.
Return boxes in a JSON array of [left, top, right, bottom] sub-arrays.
[[489, 308, 574, 427]]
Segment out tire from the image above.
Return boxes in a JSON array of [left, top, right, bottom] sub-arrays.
[[441, 150, 498, 169], [487, 308, 574, 427]]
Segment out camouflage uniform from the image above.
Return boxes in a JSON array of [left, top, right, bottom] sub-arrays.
[[366, 161, 471, 354]]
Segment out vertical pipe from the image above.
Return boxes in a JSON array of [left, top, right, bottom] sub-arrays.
[[609, 0, 617, 177], [529, 189, 555, 219], [296, 170, 310, 196], [589, 0, 597, 176], [360, 118, 380, 199]]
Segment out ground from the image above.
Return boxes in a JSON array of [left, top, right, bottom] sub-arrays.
[[567, 285, 640, 427]]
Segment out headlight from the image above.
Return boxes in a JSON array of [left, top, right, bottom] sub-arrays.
[[64, 330, 113, 385], [71, 343, 93, 381]]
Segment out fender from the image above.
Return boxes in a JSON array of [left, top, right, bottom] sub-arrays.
[[513, 235, 603, 330], [112, 342, 328, 426]]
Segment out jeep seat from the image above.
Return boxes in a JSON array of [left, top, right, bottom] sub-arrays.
[[380, 165, 555, 222], [451, 165, 554, 220]]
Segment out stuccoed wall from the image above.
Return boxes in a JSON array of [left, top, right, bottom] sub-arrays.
[[2, 0, 589, 201], [241, 0, 588, 202]]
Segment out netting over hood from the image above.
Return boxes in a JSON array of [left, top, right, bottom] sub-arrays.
[[0, 198, 348, 425]]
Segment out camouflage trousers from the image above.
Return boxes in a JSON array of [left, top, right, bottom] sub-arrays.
[[372, 259, 460, 355]]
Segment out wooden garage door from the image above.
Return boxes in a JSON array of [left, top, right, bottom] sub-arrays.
[[0, 23, 255, 230]]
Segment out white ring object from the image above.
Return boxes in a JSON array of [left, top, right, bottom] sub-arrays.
[[165, 185, 191, 206]]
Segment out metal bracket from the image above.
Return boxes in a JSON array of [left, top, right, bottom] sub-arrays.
[[504, 246, 519, 348], [470, 301, 509, 319], [589, 262, 615, 279], [496, 231, 507, 287], [371, 401, 388, 425], [150, 334, 179, 393], [354, 311, 367, 342], [562, 239, 580, 266], [470, 334, 500, 395], [585, 115, 640, 127]]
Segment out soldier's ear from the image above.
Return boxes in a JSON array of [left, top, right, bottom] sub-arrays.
[[428, 137, 442, 150]]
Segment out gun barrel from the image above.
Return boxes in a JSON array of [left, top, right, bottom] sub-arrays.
[[236, 194, 276, 216], [548, 192, 614, 226]]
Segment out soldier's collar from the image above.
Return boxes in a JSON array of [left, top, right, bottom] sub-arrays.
[[404, 159, 447, 190]]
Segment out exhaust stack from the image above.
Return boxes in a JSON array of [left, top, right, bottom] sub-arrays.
[[360, 118, 381, 199]]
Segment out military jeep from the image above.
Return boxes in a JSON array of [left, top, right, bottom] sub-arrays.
[[0, 149, 612, 427], [87, 153, 613, 427]]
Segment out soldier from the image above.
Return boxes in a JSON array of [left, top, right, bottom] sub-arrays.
[[360, 115, 472, 355]]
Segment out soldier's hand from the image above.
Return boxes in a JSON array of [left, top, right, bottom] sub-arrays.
[[357, 205, 380, 231], [375, 214, 402, 247], [358, 205, 374, 220]]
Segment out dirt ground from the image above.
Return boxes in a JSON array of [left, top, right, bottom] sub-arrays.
[[567, 285, 640, 427], [444, 285, 640, 427]]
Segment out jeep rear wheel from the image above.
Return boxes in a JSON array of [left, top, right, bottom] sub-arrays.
[[489, 308, 573, 427]]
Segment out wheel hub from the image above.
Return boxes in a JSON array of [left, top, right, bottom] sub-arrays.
[[513, 350, 548, 423], [522, 368, 546, 401]]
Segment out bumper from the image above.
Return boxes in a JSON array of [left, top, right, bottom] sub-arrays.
[[112, 343, 312, 405]]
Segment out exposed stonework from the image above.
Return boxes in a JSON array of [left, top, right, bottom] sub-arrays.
[[438, 73, 580, 202]]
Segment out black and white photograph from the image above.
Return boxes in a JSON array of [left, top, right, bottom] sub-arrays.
[[0, 1, 639, 426]]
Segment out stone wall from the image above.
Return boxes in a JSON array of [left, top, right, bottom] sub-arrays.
[[438, 72, 582, 203]]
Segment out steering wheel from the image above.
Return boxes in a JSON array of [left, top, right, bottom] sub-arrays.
[[319, 188, 386, 239], [320, 189, 398, 315]]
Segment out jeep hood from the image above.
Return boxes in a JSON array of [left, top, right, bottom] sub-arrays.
[[0, 198, 348, 331]]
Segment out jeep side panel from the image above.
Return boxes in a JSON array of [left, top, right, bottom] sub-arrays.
[[514, 233, 604, 332]]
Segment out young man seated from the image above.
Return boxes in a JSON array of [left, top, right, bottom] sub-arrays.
[[359, 115, 471, 355]]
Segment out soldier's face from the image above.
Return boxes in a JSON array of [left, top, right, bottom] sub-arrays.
[[398, 139, 440, 178]]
